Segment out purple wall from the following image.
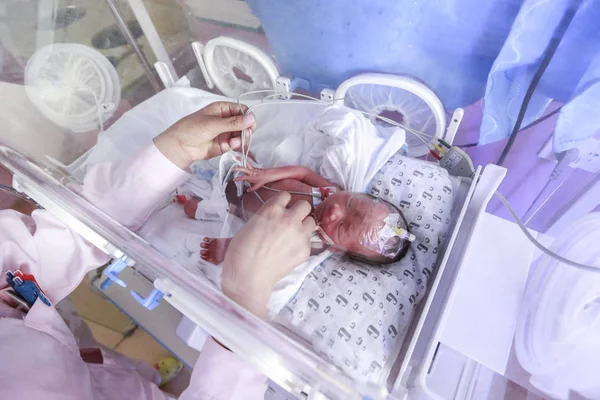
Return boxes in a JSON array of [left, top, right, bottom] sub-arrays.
[[454, 101, 599, 233]]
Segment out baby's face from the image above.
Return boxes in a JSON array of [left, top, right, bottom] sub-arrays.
[[314, 192, 391, 258]]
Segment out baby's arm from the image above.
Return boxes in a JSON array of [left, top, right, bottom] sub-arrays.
[[233, 166, 338, 192]]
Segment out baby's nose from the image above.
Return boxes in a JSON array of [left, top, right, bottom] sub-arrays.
[[324, 203, 343, 223]]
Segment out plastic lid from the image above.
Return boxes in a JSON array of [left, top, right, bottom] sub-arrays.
[[203, 37, 278, 100], [515, 212, 600, 399], [335, 74, 446, 157], [24, 43, 120, 133]]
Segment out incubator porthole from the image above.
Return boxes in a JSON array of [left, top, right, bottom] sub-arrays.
[[24, 43, 121, 133], [335, 74, 446, 157], [203, 36, 279, 100]]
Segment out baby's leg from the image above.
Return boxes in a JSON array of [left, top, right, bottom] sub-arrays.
[[183, 197, 202, 219], [200, 237, 232, 265], [225, 180, 264, 221]]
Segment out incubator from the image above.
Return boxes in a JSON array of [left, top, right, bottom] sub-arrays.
[[1, 0, 599, 399]]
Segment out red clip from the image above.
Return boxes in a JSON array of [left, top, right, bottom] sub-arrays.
[[319, 187, 332, 199], [429, 150, 441, 160], [175, 194, 188, 204]]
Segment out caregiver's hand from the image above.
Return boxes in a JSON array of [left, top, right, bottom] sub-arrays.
[[153, 101, 256, 169], [222, 192, 316, 318]]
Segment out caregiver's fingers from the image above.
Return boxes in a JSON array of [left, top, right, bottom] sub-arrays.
[[301, 215, 317, 235], [259, 191, 292, 215], [203, 113, 256, 140], [232, 167, 254, 175], [232, 164, 257, 175], [228, 130, 253, 151], [288, 200, 312, 220], [216, 133, 233, 154], [229, 137, 242, 150], [200, 101, 249, 118], [232, 177, 265, 192]]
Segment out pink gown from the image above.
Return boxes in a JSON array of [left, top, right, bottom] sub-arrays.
[[0, 143, 267, 399]]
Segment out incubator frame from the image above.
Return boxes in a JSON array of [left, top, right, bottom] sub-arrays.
[[6, 1, 590, 399], [2, 1, 486, 396]]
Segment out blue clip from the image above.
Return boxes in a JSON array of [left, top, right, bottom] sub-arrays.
[[131, 287, 164, 311], [400, 143, 409, 156], [100, 256, 129, 290], [6, 271, 52, 307]]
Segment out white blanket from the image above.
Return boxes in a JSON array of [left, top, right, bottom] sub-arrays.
[[272, 105, 406, 192]]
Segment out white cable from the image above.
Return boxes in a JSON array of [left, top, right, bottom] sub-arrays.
[[495, 191, 599, 273], [75, 87, 107, 134], [260, 185, 317, 197], [237, 89, 434, 143], [235, 90, 434, 169]]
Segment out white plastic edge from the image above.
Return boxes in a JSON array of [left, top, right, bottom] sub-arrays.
[[396, 165, 507, 399], [191, 41, 215, 89], [154, 61, 175, 89], [175, 314, 209, 352], [388, 166, 482, 398], [126, 0, 178, 82], [444, 108, 464, 146], [334, 73, 447, 145], [393, 166, 482, 399], [12, 175, 124, 260], [203, 36, 280, 99]]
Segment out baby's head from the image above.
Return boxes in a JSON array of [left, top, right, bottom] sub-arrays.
[[314, 192, 412, 264]]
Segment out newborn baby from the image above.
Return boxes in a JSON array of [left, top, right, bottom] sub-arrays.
[[183, 163, 414, 265]]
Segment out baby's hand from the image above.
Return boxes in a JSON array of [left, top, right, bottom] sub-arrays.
[[232, 165, 277, 192]]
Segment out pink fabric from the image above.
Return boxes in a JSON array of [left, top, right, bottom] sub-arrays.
[[0, 143, 267, 400]]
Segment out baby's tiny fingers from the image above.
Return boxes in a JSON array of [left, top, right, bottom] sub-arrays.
[[202, 237, 211, 243], [248, 183, 265, 192], [200, 242, 210, 249], [232, 167, 252, 174]]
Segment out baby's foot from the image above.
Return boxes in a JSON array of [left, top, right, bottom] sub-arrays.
[[200, 237, 232, 265], [183, 197, 201, 219]]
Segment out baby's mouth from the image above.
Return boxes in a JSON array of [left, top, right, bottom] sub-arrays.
[[314, 202, 326, 223], [317, 226, 335, 246]]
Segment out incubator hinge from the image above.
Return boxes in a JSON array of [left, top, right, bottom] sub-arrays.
[[275, 76, 292, 99], [100, 256, 166, 311], [100, 255, 134, 289], [320, 88, 335, 103], [130, 287, 164, 311]]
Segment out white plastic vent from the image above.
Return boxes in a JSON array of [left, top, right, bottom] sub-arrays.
[[24, 43, 120, 133], [203, 36, 279, 100], [335, 74, 446, 157]]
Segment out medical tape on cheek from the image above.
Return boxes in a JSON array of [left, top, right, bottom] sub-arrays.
[[360, 214, 416, 258]]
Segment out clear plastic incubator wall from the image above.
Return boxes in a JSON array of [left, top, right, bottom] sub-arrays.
[[1, 0, 599, 399]]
